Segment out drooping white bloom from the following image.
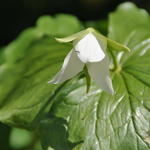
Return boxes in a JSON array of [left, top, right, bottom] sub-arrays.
[[74, 33, 105, 63], [48, 28, 130, 94]]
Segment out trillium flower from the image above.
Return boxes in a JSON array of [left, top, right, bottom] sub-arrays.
[[48, 28, 130, 94]]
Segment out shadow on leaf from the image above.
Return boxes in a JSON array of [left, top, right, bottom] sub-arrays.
[[39, 115, 82, 150]]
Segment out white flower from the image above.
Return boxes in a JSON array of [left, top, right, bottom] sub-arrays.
[[48, 28, 130, 94], [49, 28, 114, 94]]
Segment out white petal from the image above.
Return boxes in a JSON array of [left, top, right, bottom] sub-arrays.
[[48, 49, 84, 84], [87, 57, 114, 94], [74, 33, 105, 63]]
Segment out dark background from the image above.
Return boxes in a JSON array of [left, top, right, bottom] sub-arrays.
[[0, 0, 150, 46]]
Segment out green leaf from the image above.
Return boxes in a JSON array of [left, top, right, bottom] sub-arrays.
[[0, 123, 11, 150], [107, 38, 130, 52], [0, 3, 150, 150], [94, 30, 130, 52], [0, 14, 83, 128], [0, 47, 5, 65], [38, 3, 150, 150], [0, 35, 72, 128], [36, 14, 83, 36], [85, 20, 108, 35], [39, 116, 79, 150], [108, 2, 150, 45], [9, 128, 33, 149]]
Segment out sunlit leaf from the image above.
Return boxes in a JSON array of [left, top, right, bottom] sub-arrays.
[[108, 2, 150, 44], [39, 3, 150, 150], [0, 3, 150, 150]]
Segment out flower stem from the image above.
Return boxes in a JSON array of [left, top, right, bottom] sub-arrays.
[[109, 50, 120, 72], [84, 66, 91, 93]]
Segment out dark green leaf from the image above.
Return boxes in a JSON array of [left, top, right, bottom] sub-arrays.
[[0, 35, 72, 128], [39, 116, 80, 150], [0, 14, 83, 128], [0, 123, 11, 150]]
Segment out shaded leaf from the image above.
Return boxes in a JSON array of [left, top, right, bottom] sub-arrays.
[[0, 123, 11, 150], [0, 35, 71, 128], [0, 14, 83, 128], [39, 116, 80, 150]]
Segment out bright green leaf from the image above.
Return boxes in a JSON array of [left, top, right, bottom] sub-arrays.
[[36, 14, 83, 36], [0, 3, 150, 150], [107, 38, 130, 52], [9, 128, 33, 149], [108, 2, 150, 45], [39, 3, 150, 150]]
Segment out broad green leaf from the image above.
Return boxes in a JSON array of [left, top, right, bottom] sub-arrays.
[[108, 2, 150, 45], [0, 14, 83, 128], [39, 3, 150, 150], [0, 3, 150, 150], [36, 14, 83, 36], [0, 35, 71, 128]]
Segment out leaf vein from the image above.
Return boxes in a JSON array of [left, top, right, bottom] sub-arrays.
[[121, 73, 150, 149]]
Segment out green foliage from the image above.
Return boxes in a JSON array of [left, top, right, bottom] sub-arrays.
[[8, 127, 42, 150], [85, 20, 108, 35], [0, 35, 72, 128], [9, 128, 33, 149], [108, 2, 150, 44], [0, 14, 82, 128], [36, 14, 83, 36], [0, 47, 5, 65], [0, 123, 11, 150], [0, 3, 150, 150]]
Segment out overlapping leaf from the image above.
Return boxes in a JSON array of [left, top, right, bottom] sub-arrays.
[[39, 3, 150, 150], [0, 14, 82, 128], [0, 3, 150, 150]]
